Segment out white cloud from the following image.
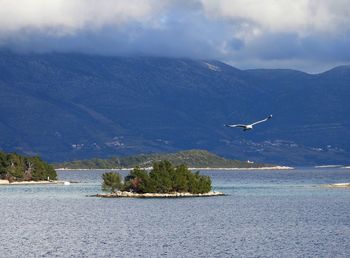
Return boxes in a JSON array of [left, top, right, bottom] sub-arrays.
[[0, 0, 350, 72], [1, 0, 349, 39], [200, 0, 350, 35], [1, 0, 350, 37], [0, 0, 164, 36]]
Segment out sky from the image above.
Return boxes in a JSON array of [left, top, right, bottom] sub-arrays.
[[0, 0, 350, 73]]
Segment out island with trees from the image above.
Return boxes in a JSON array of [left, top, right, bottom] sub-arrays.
[[96, 160, 224, 198], [0, 151, 57, 184]]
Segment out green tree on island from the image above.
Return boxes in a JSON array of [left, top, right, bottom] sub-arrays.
[[0, 151, 57, 182], [102, 172, 122, 192], [149, 160, 174, 193], [102, 160, 212, 194], [123, 167, 156, 193]]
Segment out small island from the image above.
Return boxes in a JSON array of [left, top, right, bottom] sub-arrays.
[[0, 151, 57, 184], [95, 160, 224, 198]]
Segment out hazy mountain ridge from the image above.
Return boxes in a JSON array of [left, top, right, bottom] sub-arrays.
[[0, 51, 349, 165]]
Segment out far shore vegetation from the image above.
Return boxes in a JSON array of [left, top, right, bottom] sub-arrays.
[[0, 152, 57, 182], [102, 160, 212, 194], [55, 149, 271, 169]]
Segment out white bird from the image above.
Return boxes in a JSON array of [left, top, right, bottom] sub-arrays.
[[224, 115, 272, 131]]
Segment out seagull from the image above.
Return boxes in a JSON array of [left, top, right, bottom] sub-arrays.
[[224, 115, 272, 131]]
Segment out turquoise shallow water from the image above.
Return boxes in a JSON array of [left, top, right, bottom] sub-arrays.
[[0, 168, 350, 257]]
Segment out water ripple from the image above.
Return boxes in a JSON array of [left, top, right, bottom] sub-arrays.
[[0, 168, 350, 257]]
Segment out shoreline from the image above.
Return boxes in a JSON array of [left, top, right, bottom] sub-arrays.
[[314, 165, 343, 168], [93, 191, 225, 198], [322, 183, 350, 188], [190, 166, 293, 170], [56, 166, 293, 171], [0, 180, 70, 185]]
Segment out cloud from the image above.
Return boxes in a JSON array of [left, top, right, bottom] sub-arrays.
[[0, 0, 350, 72], [0, 0, 163, 35], [0, 0, 234, 59], [201, 0, 350, 35]]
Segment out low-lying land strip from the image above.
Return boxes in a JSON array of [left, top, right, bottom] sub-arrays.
[[322, 183, 350, 188], [54, 149, 279, 170]]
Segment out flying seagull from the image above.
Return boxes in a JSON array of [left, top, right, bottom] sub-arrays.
[[224, 115, 272, 131]]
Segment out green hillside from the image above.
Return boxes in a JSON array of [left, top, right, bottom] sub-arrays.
[[2, 52, 349, 165], [54, 150, 271, 169]]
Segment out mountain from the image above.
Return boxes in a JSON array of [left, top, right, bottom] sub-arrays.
[[0, 51, 349, 165], [54, 150, 271, 169]]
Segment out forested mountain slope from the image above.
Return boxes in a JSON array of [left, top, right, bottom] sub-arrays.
[[0, 51, 349, 165]]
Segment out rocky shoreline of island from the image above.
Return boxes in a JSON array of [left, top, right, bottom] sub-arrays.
[[93, 190, 225, 198]]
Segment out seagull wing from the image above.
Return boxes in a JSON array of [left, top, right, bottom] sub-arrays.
[[251, 115, 272, 126], [224, 124, 247, 128]]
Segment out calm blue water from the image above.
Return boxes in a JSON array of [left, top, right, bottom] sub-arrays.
[[1, 168, 350, 257]]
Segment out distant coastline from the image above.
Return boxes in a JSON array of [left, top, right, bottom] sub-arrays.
[[188, 166, 293, 170], [53, 150, 278, 170], [56, 165, 293, 171], [315, 165, 343, 168]]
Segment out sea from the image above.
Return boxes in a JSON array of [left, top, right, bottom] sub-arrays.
[[0, 168, 350, 258]]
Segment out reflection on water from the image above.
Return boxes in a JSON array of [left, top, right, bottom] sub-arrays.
[[0, 168, 350, 257]]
